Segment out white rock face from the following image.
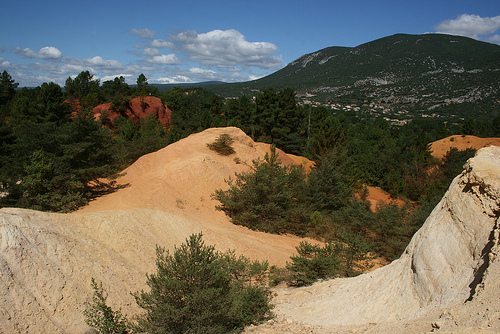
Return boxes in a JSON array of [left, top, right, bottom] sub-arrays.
[[256, 146, 500, 331]]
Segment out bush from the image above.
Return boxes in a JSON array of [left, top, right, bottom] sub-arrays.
[[207, 133, 235, 155], [132, 233, 272, 334], [286, 231, 373, 286], [287, 241, 343, 286], [83, 278, 129, 334], [213, 145, 309, 235]]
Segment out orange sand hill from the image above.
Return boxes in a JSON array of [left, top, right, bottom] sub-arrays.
[[79, 127, 318, 266], [365, 186, 404, 212], [92, 96, 172, 127], [430, 135, 500, 160]]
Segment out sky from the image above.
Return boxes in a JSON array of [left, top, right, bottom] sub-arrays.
[[1, 0, 499, 87]]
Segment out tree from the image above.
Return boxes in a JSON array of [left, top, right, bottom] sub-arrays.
[[7, 82, 70, 133], [136, 73, 148, 88], [65, 71, 101, 109], [287, 241, 342, 286], [305, 148, 356, 213], [83, 278, 129, 334], [287, 230, 373, 286], [3, 111, 120, 212], [0, 70, 19, 115], [213, 145, 309, 235], [133, 233, 272, 334], [207, 133, 235, 155]]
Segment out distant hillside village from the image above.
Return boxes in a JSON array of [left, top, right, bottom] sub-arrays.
[[297, 95, 459, 127]]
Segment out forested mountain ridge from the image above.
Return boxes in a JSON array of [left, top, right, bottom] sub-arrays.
[[211, 33, 500, 120]]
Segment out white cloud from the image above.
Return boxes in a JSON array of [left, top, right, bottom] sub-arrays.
[[172, 29, 283, 69], [100, 74, 133, 82], [148, 54, 181, 65], [435, 14, 500, 39], [488, 34, 500, 44], [0, 57, 13, 69], [13, 46, 62, 59], [84, 56, 123, 69], [155, 75, 191, 84], [150, 39, 174, 49], [130, 28, 156, 39], [144, 48, 160, 56], [38, 46, 63, 59], [13, 47, 36, 58], [189, 67, 217, 75]]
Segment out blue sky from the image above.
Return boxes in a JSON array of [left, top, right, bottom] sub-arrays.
[[1, 0, 499, 87]]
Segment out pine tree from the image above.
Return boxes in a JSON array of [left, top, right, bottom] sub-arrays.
[[83, 278, 129, 334], [133, 233, 272, 334]]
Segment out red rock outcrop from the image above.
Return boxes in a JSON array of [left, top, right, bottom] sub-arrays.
[[92, 96, 172, 128]]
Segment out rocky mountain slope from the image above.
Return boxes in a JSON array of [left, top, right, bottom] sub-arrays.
[[211, 34, 500, 119], [0, 127, 499, 333]]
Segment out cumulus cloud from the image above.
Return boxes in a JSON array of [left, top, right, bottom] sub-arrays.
[[171, 29, 283, 69], [130, 28, 156, 39], [84, 56, 123, 69], [488, 34, 500, 44], [150, 39, 174, 49], [148, 54, 181, 65], [435, 14, 500, 39], [13, 46, 63, 59], [144, 48, 160, 56], [38, 46, 63, 59], [0, 57, 13, 69], [100, 74, 133, 82], [156, 75, 191, 84]]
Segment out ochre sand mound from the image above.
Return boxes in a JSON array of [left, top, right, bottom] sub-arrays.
[[78, 127, 317, 265], [91, 96, 172, 127], [430, 134, 500, 160]]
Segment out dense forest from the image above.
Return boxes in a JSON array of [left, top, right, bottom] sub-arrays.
[[1, 70, 497, 261]]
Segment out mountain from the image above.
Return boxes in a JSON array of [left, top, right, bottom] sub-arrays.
[[150, 81, 226, 92], [211, 33, 500, 120]]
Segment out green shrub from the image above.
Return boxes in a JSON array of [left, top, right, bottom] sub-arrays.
[[287, 230, 373, 286], [287, 241, 343, 286], [213, 145, 309, 235], [207, 133, 235, 155], [83, 278, 129, 334], [132, 233, 273, 334]]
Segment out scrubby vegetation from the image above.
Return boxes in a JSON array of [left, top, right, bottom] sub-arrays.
[[207, 133, 235, 155], [83, 278, 129, 334], [84, 234, 271, 333], [132, 233, 272, 334]]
